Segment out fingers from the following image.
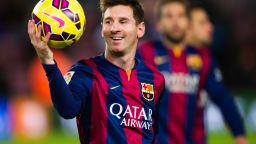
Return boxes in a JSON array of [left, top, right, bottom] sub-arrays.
[[43, 32, 51, 44], [36, 24, 42, 42], [28, 20, 37, 45], [40, 32, 51, 49], [28, 19, 52, 49]]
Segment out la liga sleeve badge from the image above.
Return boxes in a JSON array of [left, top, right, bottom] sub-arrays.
[[64, 71, 75, 84]]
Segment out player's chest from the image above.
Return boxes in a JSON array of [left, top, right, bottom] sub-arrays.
[[155, 53, 203, 94], [94, 70, 158, 107], [154, 53, 203, 73]]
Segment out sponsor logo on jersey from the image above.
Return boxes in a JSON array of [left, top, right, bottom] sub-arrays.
[[187, 54, 202, 70], [64, 71, 75, 84], [162, 72, 200, 94], [141, 83, 154, 101], [109, 103, 153, 130]]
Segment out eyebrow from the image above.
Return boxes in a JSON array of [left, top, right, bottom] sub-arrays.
[[103, 16, 130, 21]]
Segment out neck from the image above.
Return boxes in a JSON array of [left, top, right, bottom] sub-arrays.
[[162, 38, 185, 49], [186, 35, 204, 48], [105, 50, 136, 70]]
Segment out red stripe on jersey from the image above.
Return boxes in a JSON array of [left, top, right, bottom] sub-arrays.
[[139, 42, 156, 66], [167, 49, 188, 144], [85, 59, 109, 144], [119, 69, 143, 144]]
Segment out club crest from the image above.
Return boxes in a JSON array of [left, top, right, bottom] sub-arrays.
[[141, 83, 154, 101]]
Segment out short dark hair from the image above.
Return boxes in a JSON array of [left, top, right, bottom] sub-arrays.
[[188, 3, 207, 19], [155, 0, 189, 20], [100, 0, 144, 24]]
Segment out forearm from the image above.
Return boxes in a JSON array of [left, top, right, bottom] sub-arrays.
[[43, 62, 82, 119]]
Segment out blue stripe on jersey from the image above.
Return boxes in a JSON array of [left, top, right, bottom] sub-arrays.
[[153, 41, 171, 144], [185, 46, 201, 144], [69, 61, 94, 144], [93, 56, 128, 144], [154, 41, 171, 71], [137, 63, 155, 144]]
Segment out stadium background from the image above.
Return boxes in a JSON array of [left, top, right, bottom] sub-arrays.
[[0, 0, 255, 143]]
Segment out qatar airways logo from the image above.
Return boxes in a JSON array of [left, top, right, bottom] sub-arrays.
[[109, 103, 153, 130], [162, 71, 200, 94]]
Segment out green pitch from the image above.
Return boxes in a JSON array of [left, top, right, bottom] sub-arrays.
[[1, 130, 255, 144]]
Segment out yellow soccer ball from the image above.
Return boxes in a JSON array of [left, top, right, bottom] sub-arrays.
[[32, 0, 86, 48]]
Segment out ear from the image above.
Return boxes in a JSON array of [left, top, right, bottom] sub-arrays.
[[101, 22, 104, 38], [137, 22, 145, 38], [155, 21, 162, 32]]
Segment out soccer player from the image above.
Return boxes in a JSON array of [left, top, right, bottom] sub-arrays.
[[138, 0, 246, 144], [186, 4, 248, 144], [28, 0, 165, 143], [186, 4, 213, 48]]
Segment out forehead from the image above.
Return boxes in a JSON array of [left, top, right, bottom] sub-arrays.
[[161, 2, 186, 14], [191, 9, 208, 21], [103, 5, 134, 20]]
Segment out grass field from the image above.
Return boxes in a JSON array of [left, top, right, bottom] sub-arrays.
[[1, 130, 255, 144]]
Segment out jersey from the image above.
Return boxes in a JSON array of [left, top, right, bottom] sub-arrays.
[[137, 40, 245, 144], [43, 54, 165, 144]]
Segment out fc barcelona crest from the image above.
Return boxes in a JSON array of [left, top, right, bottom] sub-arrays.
[[141, 83, 154, 101], [187, 54, 202, 70]]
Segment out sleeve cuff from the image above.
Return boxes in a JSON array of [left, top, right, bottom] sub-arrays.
[[42, 60, 58, 72]]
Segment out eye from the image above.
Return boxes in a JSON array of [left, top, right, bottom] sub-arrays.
[[120, 20, 128, 24], [104, 20, 111, 24]]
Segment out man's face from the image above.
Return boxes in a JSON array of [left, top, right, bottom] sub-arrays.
[[189, 9, 213, 46], [102, 5, 145, 56], [157, 2, 188, 44]]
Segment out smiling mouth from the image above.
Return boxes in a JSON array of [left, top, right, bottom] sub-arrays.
[[111, 36, 124, 41]]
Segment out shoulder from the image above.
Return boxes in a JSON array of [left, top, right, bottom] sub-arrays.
[[68, 56, 101, 74], [139, 40, 160, 49], [138, 60, 165, 84], [139, 40, 154, 47], [186, 46, 213, 61]]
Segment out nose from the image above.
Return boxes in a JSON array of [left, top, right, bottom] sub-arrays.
[[110, 21, 121, 33]]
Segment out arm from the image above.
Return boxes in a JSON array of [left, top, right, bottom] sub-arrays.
[[28, 20, 87, 119], [205, 58, 247, 143], [43, 63, 88, 119]]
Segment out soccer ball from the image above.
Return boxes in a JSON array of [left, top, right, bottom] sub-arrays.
[[32, 0, 85, 48]]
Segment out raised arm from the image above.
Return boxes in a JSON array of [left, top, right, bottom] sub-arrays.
[[28, 20, 87, 119]]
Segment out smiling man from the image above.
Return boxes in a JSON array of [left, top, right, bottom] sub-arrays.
[[28, 0, 165, 143]]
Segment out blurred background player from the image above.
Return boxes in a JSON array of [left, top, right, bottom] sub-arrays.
[[186, 4, 213, 48], [186, 3, 248, 144], [137, 0, 247, 144], [28, 0, 165, 143]]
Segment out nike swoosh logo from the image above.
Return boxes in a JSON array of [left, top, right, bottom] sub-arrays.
[[43, 12, 65, 28], [110, 85, 120, 90]]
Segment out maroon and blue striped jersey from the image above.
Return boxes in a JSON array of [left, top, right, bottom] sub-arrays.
[[43, 54, 165, 144], [137, 40, 245, 144]]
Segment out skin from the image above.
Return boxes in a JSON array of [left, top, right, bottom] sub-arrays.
[[157, 2, 188, 48], [102, 5, 145, 70], [28, 5, 145, 70], [186, 9, 214, 47]]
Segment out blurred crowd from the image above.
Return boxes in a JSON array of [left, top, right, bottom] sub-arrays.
[[0, 0, 255, 140], [0, 0, 255, 96]]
